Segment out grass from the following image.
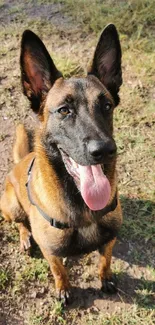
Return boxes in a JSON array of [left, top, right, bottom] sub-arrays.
[[28, 300, 66, 324], [0, 0, 155, 324], [120, 197, 155, 245], [80, 308, 155, 325], [15, 258, 49, 283], [29, 315, 44, 325], [0, 268, 10, 290], [0, 0, 4, 8], [10, 256, 49, 296], [136, 285, 155, 310], [52, 55, 83, 78], [8, 4, 25, 15], [59, 0, 155, 50]]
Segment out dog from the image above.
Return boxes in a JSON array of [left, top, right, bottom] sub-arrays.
[[0, 24, 123, 304]]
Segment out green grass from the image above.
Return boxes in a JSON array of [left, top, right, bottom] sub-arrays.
[[58, 0, 155, 50], [8, 4, 24, 14], [10, 253, 49, 295], [15, 258, 49, 283], [0, 268, 10, 290], [120, 197, 155, 244], [53, 55, 83, 78], [29, 315, 44, 325], [28, 300, 66, 325], [135, 280, 155, 309], [0, 0, 4, 8]]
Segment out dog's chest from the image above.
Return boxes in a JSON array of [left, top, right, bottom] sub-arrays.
[[34, 219, 117, 258]]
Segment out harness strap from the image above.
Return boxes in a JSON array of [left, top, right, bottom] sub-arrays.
[[25, 158, 69, 229], [25, 158, 117, 229]]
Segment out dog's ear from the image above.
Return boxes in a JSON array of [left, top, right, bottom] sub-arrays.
[[20, 30, 62, 113], [88, 24, 122, 105]]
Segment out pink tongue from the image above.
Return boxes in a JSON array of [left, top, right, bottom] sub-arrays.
[[79, 165, 111, 211]]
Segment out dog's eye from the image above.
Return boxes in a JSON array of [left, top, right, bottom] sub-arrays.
[[58, 106, 70, 116], [105, 102, 112, 111]]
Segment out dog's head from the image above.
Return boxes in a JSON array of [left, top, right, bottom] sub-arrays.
[[20, 24, 122, 211]]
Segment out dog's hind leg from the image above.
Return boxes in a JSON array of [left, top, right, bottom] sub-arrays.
[[98, 237, 117, 294], [0, 179, 31, 251], [40, 247, 70, 305]]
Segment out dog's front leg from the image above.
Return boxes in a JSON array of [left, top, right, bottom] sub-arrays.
[[18, 222, 31, 252], [40, 247, 70, 304], [98, 237, 117, 294]]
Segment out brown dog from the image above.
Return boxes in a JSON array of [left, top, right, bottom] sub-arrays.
[[0, 24, 123, 304]]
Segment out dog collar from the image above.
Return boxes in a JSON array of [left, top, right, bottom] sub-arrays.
[[25, 158, 117, 230]]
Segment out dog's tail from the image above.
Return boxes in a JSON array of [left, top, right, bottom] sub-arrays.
[[13, 124, 30, 164]]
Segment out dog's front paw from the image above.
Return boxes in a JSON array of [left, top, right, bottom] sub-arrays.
[[56, 287, 71, 305], [101, 274, 117, 294], [20, 232, 31, 252]]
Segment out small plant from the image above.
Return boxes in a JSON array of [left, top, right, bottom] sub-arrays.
[[51, 300, 66, 324], [0, 269, 10, 290], [20, 258, 49, 282], [29, 315, 43, 325], [53, 300, 64, 316]]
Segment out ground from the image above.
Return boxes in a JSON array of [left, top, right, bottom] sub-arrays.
[[0, 1, 155, 324]]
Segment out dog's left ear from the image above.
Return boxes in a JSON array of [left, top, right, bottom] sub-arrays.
[[88, 24, 122, 105], [20, 30, 62, 114]]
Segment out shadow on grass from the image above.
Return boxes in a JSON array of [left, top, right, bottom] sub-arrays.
[[115, 196, 155, 268], [67, 273, 155, 310]]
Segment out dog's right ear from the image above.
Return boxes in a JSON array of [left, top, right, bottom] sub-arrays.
[[88, 24, 122, 106], [20, 30, 62, 114]]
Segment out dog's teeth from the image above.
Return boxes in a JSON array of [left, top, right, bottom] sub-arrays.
[[70, 157, 77, 169]]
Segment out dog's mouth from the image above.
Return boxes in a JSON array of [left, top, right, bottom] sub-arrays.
[[60, 149, 111, 211]]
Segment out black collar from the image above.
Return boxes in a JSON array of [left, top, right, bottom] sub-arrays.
[[26, 158, 117, 230]]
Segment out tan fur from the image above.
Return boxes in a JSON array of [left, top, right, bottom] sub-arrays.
[[99, 237, 116, 281], [13, 123, 30, 164]]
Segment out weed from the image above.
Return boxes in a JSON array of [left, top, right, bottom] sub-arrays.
[[53, 300, 64, 315], [51, 300, 66, 323], [29, 315, 43, 325], [20, 258, 49, 282], [0, 268, 10, 290]]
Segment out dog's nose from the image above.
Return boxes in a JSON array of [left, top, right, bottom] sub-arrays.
[[88, 140, 116, 161]]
